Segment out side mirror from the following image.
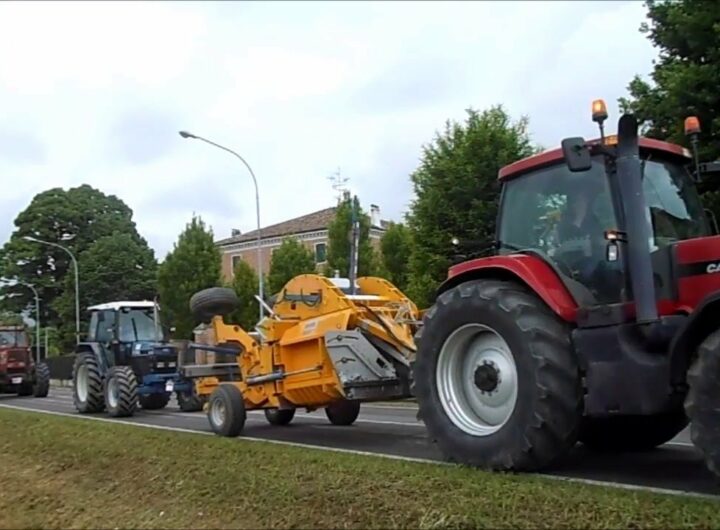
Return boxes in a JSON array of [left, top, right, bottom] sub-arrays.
[[561, 137, 592, 172]]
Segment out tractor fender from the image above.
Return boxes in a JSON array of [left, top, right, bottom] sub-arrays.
[[437, 254, 578, 322], [74, 342, 109, 374], [669, 292, 720, 385]]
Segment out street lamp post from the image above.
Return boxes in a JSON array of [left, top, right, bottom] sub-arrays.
[[23, 236, 80, 344], [178, 130, 264, 320]]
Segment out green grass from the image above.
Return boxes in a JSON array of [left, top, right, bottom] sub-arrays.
[[0, 407, 717, 529]]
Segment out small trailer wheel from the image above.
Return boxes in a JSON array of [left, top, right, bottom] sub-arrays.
[[264, 408, 295, 426], [207, 384, 246, 437], [325, 399, 361, 426]]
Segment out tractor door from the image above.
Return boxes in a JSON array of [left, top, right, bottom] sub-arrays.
[[497, 157, 624, 307], [90, 309, 120, 368]]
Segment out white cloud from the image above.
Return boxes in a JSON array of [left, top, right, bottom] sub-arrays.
[[0, 0, 657, 258]]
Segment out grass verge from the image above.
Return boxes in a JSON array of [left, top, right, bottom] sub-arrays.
[[0, 407, 717, 529]]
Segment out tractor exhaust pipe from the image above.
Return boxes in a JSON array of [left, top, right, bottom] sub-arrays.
[[615, 114, 659, 327]]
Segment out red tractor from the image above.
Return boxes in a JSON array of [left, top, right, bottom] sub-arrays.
[[0, 324, 50, 398], [414, 101, 720, 480]]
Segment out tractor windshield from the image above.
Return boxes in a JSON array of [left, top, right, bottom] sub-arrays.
[[117, 309, 163, 343], [498, 157, 622, 306], [642, 158, 711, 249], [0, 330, 28, 347]]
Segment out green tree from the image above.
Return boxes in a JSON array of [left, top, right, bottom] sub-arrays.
[[267, 238, 316, 293], [157, 215, 221, 340], [227, 259, 259, 330], [380, 222, 412, 292], [54, 233, 158, 345], [325, 195, 376, 278], [406, 106, 535, 307], [0, 311, 23, 326], [0, 185, 148, 348], [619, 0, 720, 217]]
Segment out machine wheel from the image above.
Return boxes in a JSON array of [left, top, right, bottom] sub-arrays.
[[104, 366, 138, 418], [685, 329, 720, 479], [177, 391, 206, 412], [190, 287, 239, 322], [579, 410, 688, 452], [325, 399, 361, 426], [264, 408, 295, 426], [32, 362, 50, 398], [139, 393, 170, 410], [413, 279, 583, 472], [73, 352, 105, 413], [207, 384, 246, 436]]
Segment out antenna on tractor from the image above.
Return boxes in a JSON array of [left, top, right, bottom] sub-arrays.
[[592, 99, 609, 143], [685, 116, 702, 182]]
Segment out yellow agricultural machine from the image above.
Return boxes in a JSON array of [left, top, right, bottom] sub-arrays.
[[183, 274, 420, 435]]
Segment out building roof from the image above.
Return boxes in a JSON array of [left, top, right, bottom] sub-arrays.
[[216, 206, 339, 246]]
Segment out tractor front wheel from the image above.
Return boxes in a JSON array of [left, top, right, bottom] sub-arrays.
[[139, 393, 170, 410], [73, 352, 105, 413], [33, 362, 50, 398], [413, 279, 583, 472], [104, 366, 138, 418], [325, 399, 361, 426], [265, 408, 296, 426], [207, 384, 246, 437], [685, 329, 720, 480]]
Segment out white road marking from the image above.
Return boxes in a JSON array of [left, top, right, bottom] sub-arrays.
[[0, 402, 716, 501]]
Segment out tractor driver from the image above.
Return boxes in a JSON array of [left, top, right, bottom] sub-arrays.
[[555, 182, 607, 290]]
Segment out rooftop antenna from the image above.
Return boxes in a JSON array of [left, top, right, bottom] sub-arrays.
[[328, 167, 349, 204]]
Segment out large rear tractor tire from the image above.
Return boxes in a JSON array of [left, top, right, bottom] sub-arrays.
[[579, 410, 687, 452], [177, 391, 206, 412], [73, 352, 105, 413], [207, 384, 246, 437], [413, 279, 583, 472], [104, 366, 139, 418], [139, 393, 170, 410], [325, 399, 361, 426], [684, 329, 720, 480], [190, 288, 239, 322], [265, 408, 296, 426], [33, 362, 50, 398]]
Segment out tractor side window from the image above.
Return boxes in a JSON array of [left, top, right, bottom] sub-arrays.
[[642, 159, 710, 249], [95, 311, 114, 343], [498, 159, 623, 306]]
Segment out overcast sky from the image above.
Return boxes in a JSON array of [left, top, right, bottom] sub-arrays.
[[0, 1, 657, 260]]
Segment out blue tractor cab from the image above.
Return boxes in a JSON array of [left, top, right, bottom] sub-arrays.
[[71, 301, 193, 417]]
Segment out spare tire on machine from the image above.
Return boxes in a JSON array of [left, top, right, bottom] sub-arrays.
[[190, 288, 240, 322]]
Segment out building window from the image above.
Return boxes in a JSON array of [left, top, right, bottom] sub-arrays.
[[231, 254, 242, 274], [314, 243, 327, 263]]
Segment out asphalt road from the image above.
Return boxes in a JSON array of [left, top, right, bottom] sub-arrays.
[[1, 386, 717, 498]]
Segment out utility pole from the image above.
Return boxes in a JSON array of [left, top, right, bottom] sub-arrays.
[[348, 195, 360, 295], [328, 168, 349, 204]]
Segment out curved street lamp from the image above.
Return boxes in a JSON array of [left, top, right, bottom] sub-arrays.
[[178, 130, 264, 320], [23, 236, 80, 344]]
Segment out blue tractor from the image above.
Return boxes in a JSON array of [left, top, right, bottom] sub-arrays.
[[71, 301, 197, 417]]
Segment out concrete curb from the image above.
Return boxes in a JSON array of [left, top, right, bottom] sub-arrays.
[[50, 379, 72, 388]]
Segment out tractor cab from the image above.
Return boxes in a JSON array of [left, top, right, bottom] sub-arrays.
[[497, 134, 714, 309], [495, 102, 720, 326], [85, 302, 178, 384]]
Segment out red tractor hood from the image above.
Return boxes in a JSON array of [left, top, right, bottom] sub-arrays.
[[673, 235, 720, 313]]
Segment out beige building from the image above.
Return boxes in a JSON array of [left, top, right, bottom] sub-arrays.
[[216, 204, 387, 282]]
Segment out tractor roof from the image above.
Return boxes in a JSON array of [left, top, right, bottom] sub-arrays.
[[87, 301, 157, 312], [499, 136, 691, 181]]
